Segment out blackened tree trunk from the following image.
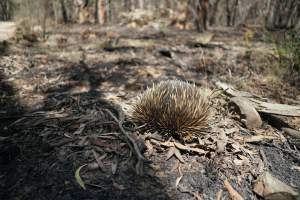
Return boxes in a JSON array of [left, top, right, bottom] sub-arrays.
[[105, 0, 111, 22], [266, 0, 300, 30], [186, 0, 209, 32], [42, 0, 50, 39], [225, 0, 239, 26], [95, 0, 99, 23], [0, 0, 15, 21], [209, 0, 220, 25], [59, 0, 68, 23]]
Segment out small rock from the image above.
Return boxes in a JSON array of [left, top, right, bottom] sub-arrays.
[[253, 171, 299, 200]]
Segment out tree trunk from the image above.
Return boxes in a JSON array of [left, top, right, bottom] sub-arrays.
[[95, 0, 99, 23], [209, 0, 220, 25], [42, 0, 50, 39], [165, 0, 172, 9], [0, 0, 14, 21], [266, 0, 300, 30], [59, 0, 68, 23], [225, 0, 231, 26], [232, 0, 239, 26], [131, 0, 137, 10], [105, 0, 111, 22], [98, 0, 106, 25], [138, 0, 144, 9]]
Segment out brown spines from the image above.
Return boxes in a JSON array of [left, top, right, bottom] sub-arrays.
[[130, 80, 211, 141]]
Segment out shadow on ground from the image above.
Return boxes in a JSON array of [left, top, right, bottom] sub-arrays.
[[0, 59, 174, 200]]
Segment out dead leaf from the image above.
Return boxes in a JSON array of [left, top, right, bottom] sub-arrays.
[[174, 147, 185, 163], [145, 140, 154, 155], [244, 135, 277, 143], [175, 164, 183, 188], [174, 142, 207, 155], [166, 146, 176, 160], [111, 157, 118, 175], [291, 166, 300, 172], [89, 137, 114, 149], [198, 137, 205, 145], [230, 143, 242, 153], [229, 97, 262, 129], [92, 150, 106, 171], [224, 179, 244, 200], [113, 181, 126, 190], [233, 159, 244, 166], [233, 155, 251, 167], [237, 155, 250, 165], [75, 164, 87, 190]]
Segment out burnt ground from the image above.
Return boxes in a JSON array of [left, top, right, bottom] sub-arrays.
[[0, 24, 300, 200]]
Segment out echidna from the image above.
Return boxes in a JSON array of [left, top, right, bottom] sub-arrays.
[[130, 80, 212, 141]]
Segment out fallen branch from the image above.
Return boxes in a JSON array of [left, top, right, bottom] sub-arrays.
[[250, 99, 300, 117], [282, 128, 300, 139], [216, 81, 300, 117], [104, 109, 148, 175]]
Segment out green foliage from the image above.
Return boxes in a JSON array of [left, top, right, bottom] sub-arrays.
[[273, 30, 300, 73], [282, 31, 300, 72]]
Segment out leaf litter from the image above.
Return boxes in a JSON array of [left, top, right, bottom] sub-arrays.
[[0, 25, 299, 200]]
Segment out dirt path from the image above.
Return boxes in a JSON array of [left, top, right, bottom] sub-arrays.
[[0, 22, 15, 41]]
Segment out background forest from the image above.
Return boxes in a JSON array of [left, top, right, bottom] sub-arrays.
[[1, 0, 300, 29]]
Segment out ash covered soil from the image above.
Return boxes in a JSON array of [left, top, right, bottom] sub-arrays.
[[0, 24, 300, 200]]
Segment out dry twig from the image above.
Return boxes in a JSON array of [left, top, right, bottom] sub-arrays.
[[175, 164, 183, 188], [104, 109, 148, 175], [178, 185, 203, 200], [216, 189, 223, 200], [224, 180, 244, 200]]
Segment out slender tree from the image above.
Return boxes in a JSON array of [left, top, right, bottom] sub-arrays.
[[59, 0, 68, 23], [98, 0, 106, 25]]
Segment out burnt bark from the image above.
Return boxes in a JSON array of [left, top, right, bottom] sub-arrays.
[[0, 0, 15, 21], [209, 0, 220, 25], [59, 0, 68, 23], [225, 0, 239, 26], [266, 0, 300, 30]]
